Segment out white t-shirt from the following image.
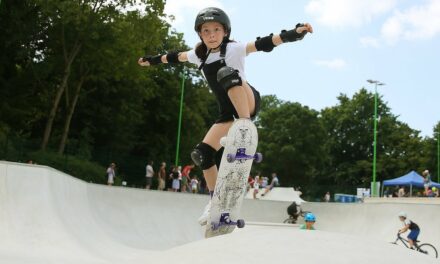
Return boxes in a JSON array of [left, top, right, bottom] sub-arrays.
[[146, 165, 154, 178], [186, 42, 248, 81]]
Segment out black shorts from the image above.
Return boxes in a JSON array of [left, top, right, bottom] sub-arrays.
[[215, 85, 261, 124], [145, 177, 152, 186]]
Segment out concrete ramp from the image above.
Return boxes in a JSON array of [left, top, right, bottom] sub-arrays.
[[302, 201, 440, 249], [0, 161, 438, 264]]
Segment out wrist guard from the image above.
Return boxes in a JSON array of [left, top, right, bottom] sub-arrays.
[[142, 54, 163, 65], [280, 23, 307, 43]]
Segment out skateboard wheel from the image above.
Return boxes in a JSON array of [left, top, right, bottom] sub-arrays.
[[237, 219, 245, 228], [227, 153, 236, 163], [220, 136, 228, 147], [254, 153, 263, 163]]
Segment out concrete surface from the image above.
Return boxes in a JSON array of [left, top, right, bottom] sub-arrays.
[[1, 161, 439, 264]]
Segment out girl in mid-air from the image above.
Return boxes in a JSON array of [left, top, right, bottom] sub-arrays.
[[138, 7, 313, 225]]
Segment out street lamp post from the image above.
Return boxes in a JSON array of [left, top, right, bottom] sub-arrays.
[[437, 130, 439, 183], [367, 79, 385, 197]]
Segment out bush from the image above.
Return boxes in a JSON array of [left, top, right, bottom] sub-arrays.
[[28, 150, 122, 185]]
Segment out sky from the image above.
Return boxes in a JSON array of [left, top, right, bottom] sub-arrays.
[[158, 0, 439, 137]]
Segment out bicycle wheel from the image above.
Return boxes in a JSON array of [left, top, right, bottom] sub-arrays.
[[283, 217, 294, 224], [418, 243, 438, 258]]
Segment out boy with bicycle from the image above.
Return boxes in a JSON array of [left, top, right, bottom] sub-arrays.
[[398, 211, 420, 249]]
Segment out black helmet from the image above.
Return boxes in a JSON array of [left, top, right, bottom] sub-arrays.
[[194, 7, 231, 36]]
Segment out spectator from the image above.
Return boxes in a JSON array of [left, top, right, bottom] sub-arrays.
[[422, 170, 431, 196], [157, 162, 166, 191], [247, 175, 254, 193], [145, 160, 154, 189], [398, 186, 405, 197], [199, 176, 207, 194], [432, 187, 439, 197], [190, 176, 199, 194], [181, 164, 194, 193], [261, 172, 280, 196], [106, 163, 116, 186], [253, 175, 260, 199], [261, 176, 268, 189], [324, 191, 331, 202], [171, 166, 180, 192], [166, 165, 175, 192]]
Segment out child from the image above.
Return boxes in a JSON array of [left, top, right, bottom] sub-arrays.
[[300, 213, 316, 230], [190, 176, 199, 194], [139, 7, 313, 225], [398, 211, 420, 249], [253, 175, 260, 199]]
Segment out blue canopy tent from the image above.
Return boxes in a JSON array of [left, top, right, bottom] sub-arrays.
[[382, 171, 440, 197]]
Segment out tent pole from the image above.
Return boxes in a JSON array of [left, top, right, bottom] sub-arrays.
[[381, 182, 384, 197], [410, 184, 412, 197]]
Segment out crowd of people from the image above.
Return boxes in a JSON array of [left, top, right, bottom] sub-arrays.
[[383, 170, 439, 198], [105, 161, 284, 197], [106, 161, 208, 193]]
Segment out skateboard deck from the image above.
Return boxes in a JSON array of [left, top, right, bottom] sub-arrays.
[[205, 118, 261, 238]]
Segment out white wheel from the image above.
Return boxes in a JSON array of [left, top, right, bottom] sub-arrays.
[[220, 136, 228, 147]]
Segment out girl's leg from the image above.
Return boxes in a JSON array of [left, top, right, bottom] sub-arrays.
[[227, 82, 256, 118], [201, 121, 234, 191]]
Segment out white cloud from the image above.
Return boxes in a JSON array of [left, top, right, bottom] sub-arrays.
[[305, 0, 397, 29], [381, 0, 440, 45], [314, 59, 347, 69], [164, 0, 224, 27], [360, 36, 381, 48]]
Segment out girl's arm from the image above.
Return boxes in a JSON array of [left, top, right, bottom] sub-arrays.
[[246, 23, 313, 55], [138, 51, 190, 67]]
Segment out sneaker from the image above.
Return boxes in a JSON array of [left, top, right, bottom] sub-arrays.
[[197, 200, 211, 226]]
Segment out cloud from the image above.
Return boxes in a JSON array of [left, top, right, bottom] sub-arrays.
[[360, 36, 381, 48], [305, 0, 397, 29], [314, 59, 347, 69], [164, 0, 224, 27], [381, 0, 440, 45]]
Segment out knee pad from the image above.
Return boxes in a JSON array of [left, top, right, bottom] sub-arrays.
[[191, 142, 216, 170], [217, 66, 242, 92], [215, 147, 224, 169]]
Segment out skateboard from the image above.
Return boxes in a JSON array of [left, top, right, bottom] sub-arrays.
[[205, 118, 262, 238]]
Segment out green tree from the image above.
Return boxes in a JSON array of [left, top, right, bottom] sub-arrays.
[[255, 95, 327, 193]]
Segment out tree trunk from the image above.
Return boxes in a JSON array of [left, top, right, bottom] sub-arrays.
[[40, 42, 82, 151], [58, 74, 86, 155]]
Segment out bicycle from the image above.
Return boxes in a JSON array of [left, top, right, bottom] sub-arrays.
[[391, 233, 438, 258], [283, 209, 311, 224]]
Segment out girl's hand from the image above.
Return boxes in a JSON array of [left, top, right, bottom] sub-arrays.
[[138, 57, 150, 67], [296, 23, 313, 34]]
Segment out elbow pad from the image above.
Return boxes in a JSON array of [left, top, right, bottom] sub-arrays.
[[255, 34, 276, 52], [280, 23, 307, 43]]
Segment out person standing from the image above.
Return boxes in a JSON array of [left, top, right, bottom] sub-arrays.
[[422, 170, 431, 196], [157, 162, 166, 191], [107, 163, 116, 186], [181, 164, 195, 192], [324, 191, 331, 202], [145, 160, 154, 189]]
